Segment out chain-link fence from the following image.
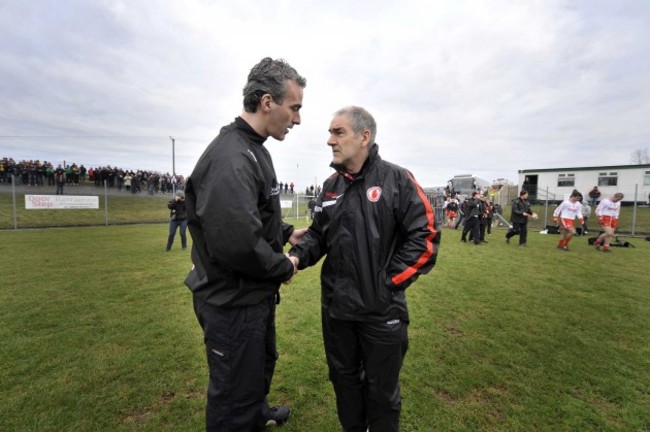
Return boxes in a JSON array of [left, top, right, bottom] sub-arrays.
[[0, 175, 318, 230]]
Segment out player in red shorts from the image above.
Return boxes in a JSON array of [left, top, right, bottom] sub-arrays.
[[594, 192, 624, 252], [553, 191, 584, 251]]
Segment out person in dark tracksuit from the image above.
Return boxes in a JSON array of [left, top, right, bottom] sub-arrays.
[[505, 190, 534, 246], [288, 106, 440, 432], [184, 57, 307, 432], [460, 191, 482, 245], [166, 190, 188, 251]]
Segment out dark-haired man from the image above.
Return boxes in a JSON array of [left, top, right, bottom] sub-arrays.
[[184, 57, 306, 431], [505, 190, 533, 247]]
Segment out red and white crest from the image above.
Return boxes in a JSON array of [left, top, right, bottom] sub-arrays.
[[366, 186, 382, 202]]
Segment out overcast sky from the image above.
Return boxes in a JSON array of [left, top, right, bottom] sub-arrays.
[[1, 0, 649, 189]]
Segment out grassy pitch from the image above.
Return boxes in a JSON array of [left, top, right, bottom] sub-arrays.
[[1, 223, 649, 431]]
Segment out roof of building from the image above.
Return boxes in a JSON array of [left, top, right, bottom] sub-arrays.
[[519, 164, 650, 174]]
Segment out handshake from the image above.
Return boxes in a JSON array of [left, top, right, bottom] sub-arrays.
[[283, 253, 300, 285]]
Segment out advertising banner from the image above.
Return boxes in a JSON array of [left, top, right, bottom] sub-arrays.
[[25, 195, 100, 210]]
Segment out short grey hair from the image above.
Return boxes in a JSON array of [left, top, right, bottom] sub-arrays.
[[242, 57, 307, 113], [334, 106, 377, 144]]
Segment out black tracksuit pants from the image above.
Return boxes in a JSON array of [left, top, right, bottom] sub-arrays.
[[462, 216, 480, 244], [506, 221, 529, 245], [194, 296, 277, 432], [322, 307, 408, 432]]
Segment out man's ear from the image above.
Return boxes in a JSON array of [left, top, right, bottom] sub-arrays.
[[260, 94, 273, 113], [360, 129, 371, 148]]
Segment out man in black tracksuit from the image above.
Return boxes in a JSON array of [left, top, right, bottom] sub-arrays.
[[184, 58, 306, 431], [460, 191, 482, 244], [288, 106, 440, 432], [506, 190, 533, 246]]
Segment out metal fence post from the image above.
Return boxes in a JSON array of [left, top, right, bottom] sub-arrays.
[[631, 184, 638, 236], [11, 174, 17, 230], [104, 180, 109, 226]]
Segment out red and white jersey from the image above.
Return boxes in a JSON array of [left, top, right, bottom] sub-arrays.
[[553, 199, 583, 220], [596, 198, 621, 218]]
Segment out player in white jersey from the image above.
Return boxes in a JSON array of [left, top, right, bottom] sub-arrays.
[[594, 192, 624, 252], [553, 191, 584, 251]]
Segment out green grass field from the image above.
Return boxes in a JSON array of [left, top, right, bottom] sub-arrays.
[[1, 220, 649, 431]]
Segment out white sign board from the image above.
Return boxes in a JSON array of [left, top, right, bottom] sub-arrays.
[[25, 195, 99, 210], [280, 200, 293, 209]]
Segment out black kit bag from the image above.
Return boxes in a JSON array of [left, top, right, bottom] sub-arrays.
[[546, 225, 561, 234]]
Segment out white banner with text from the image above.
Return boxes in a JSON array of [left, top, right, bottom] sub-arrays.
[[25, 195, 100, 210]]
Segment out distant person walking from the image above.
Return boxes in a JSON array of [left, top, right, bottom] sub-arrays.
[[594, 192, 624, 252], [166, 191, 187, 251], [505, 190, 534, 247]]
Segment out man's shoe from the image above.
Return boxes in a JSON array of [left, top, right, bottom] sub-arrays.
[[519, 243, 527, 247], [561, 246, 569, 251], [505, 237, 510, 244], [264, 405, 291, 427], [460, 238, 467, 243]]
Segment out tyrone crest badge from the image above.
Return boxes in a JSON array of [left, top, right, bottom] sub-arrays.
[[366, 186, 382, 202]]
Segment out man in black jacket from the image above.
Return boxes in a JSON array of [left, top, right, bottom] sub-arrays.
[[460, 191, 482, 245], [505, 190, 534, 246], [184, 57, 306, 431], [288, 106, 439, 432]]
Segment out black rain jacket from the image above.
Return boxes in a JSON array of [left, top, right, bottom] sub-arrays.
[[184, 117, 295, 307], [289, 144, 440, 322]]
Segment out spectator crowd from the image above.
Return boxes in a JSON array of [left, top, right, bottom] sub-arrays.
[[1, 157, 185, 194]]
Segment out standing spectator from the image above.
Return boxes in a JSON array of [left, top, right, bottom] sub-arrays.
[[444, 196, 459, 228], [55, 165, 65, 195], [123, 172, 132, 192], [553, 191, 584, 251], [166, 191, 188, 251], [288, 106, 439, 432], [184, 57, 306, 431], [581, 201, 592, 234], [505, 190, 534, 247], [588, 186, 601, 206], [594, 192, 624, 252]]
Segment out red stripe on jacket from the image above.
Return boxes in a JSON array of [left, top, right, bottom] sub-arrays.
[[391, 172, 437, 286]]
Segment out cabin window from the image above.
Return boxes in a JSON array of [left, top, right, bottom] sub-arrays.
[[644, 170, 650, 186], [598, 172, 618, 186], [557, 173, 575, 187]]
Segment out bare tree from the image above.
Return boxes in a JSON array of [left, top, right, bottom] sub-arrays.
[[631, 147, 650, 164]]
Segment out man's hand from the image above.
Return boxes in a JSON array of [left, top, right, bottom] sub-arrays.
[[282, 254, 300, 285], [288, 228, 307, 246]]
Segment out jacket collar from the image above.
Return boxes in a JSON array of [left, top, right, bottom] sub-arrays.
[[331, 143, 381, 181], [234, 117, 267, 146]]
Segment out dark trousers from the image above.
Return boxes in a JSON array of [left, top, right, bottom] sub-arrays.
[[479, 218, 487, 241], [194, 296, 277, 432], [506, 221, 528, 245], [167, 219, 187, 249], [322, 308, 408, 432], [462, 216, 480, 244]]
